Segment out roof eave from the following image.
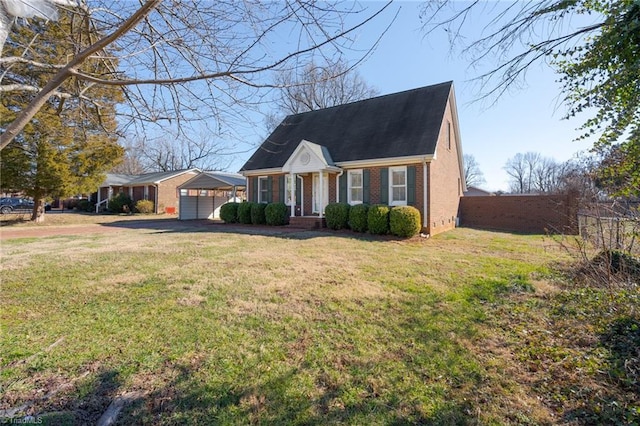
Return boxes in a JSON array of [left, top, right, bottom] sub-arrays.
[[336, 155, 435, 168]]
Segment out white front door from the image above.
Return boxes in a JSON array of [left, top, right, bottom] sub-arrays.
[[312, 172, 329, 214]]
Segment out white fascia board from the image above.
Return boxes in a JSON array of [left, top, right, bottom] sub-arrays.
[[336, 155, 434, 169], [448, 87, 467, 192], [153, 168, 201, 184], [240, 168, 282, 177], [241, 165, 342, 176]]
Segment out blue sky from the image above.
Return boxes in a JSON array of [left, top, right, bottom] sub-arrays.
[[225, 1, 596, 191], [352, 2, 594, 191]]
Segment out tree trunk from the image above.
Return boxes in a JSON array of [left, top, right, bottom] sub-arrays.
[[31, 198, 45, 223]]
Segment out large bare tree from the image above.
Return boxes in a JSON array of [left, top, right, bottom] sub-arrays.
[[463, 153, 486, 188], [264, 59, 379, 132], [275, 59, 379, 114], [504, 151, 579, 194], [0, 0, 395, 150]]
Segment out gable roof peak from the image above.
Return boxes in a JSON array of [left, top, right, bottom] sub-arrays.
[[284, 81, 454, 120]]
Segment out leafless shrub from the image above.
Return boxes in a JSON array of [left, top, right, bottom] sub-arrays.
[[556, 200, 639, 293]]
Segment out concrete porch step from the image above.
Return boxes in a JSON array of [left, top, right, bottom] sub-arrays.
[[288, 216, 326, 229]]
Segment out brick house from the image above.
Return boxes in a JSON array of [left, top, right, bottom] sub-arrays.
[[240, 81, 466, 236], [96, 169, 200, 214]]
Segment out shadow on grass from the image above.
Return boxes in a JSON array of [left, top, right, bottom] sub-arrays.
[[601, 316, 640, 393], [119, 362, 479, 425], [13, 368, 124, 425], [561, 315, 640, 424], [101, 218, 413, 242]]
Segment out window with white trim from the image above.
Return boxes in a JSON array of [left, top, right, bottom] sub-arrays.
[[258, 176, 269, 203], [389, 166, 407, 206], [348, 170, 363, 205]]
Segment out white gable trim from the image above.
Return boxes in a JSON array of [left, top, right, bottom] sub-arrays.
[[282, 139, 341, 174], [240, 168, 282, 177], [446, 86, 467, 192]]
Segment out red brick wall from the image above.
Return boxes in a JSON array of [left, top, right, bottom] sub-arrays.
[[158, 172, 199, 214], [132, 186, 144, 202], [459, 194, 579, 234], [427, 99, 464, 236]]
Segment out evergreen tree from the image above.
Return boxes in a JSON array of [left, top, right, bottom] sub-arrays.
[[0, 9, 124, 221]]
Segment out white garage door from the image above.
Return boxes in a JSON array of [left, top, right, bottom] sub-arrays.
[[179, 196, 198, 220], [179, 195, 219, 220]]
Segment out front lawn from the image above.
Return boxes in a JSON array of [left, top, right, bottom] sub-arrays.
[[1, 226, 637, 424]]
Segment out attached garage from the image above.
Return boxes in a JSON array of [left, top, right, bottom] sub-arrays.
[[178, 172, 246, 220]]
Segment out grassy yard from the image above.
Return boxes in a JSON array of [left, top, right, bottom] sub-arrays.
[[1, 219, 638, 425]]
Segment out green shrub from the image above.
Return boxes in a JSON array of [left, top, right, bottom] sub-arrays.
[[251, 202, 267, 225], [325, 203, 351, 230], [349, 204, 369, 233], [390, 206, 422, 238], [135, 199, 155, 214], [109, 192, 134, 214], [220, 202, 240, 223], [238, 202, 253, 224], [65, 198, 80, 210], [368, 204, 390, 235], [76, 199, 94, 212], [265, 202, 288, 226]]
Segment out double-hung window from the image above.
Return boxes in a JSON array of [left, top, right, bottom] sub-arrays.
[[258, 176, 269, 203], [389, 166, 407, 206], [348, 170, 363, 205]]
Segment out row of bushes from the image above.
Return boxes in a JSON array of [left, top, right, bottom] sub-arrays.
[[325, 202, 422, 238], [220, 201, 422, 238], [220, 202, 288, 226], [108, 193, 154, 214]]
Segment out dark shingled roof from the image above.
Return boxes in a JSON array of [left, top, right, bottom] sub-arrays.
[[241, 81, 453, 171]]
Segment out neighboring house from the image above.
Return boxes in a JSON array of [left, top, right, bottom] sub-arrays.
[[96, 169, 200, 214], [240, 81, 466, 236], [178, 171, 246, 220], [464, 186, 494, 197]]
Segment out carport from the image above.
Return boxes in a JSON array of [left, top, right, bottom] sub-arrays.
[[178, 172, 246, 220]]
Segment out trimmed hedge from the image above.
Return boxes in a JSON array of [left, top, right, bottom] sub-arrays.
[[265, 202, 288, 226], [220, 202, 240, 223], [238, 202, 253, 224], [76, 199, 94, 212], [349, 204, 369, 233], [368, 204, 390, 235], [109, 192, 133, 213], [251, 202, 267, 225], [390, 206, 421, 238], [325, 202, 350, 230], [135, 199, 155, 214]]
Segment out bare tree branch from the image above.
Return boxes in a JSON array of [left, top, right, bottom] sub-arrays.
[[1, 0, 396, 153], [1, 0, 161, 149]]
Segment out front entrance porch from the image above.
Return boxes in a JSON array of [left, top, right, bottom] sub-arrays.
[[288, 215, 326, 229]]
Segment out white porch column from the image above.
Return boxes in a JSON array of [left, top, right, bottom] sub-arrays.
[[319, 171, 324, 218], [299, 176, 304, 216], [289, 172, 295, 217], [423, 161, 429, 229]]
